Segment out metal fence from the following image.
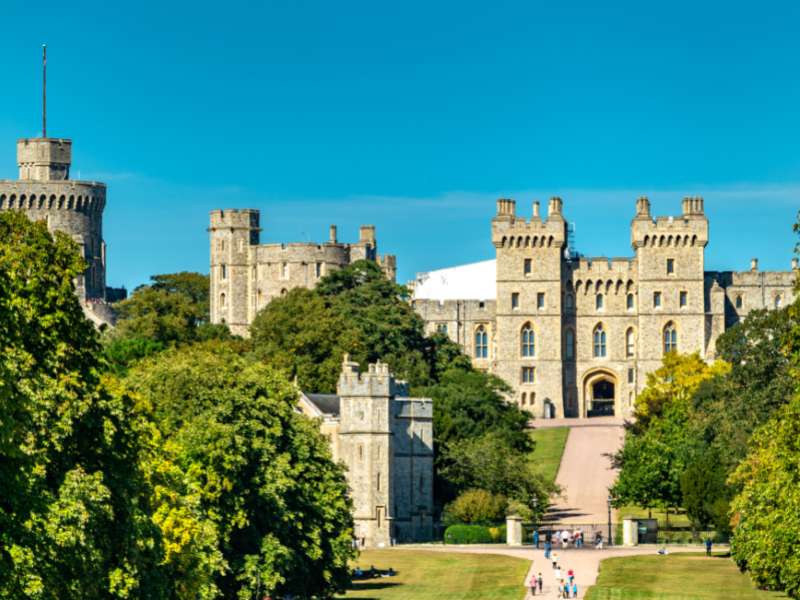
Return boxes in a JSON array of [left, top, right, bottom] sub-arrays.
[[522, 522, 617, 548]]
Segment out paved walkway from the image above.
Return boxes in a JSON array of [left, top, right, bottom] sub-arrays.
[[543, 420, 625, 523], [401, 544, 707, 598]]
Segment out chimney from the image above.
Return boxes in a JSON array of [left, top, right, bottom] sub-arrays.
[[496, 198, 516, 218], [636, 196, 651, 218], [750, 257, 759, 272], [329, 224, 337, 243], [532, 200, 540, 219], [548, 196, 563, 218]]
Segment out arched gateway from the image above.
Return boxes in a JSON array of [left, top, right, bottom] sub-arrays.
[[582, 369, 617, 417]]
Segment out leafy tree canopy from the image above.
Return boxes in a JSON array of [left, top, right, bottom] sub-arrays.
[[123, 343, 355, 599], [104, 272, 230, 371], [0, 211, 164, 599]]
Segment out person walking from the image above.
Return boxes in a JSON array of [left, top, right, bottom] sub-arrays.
[[533, 529, 540, 549], [529, 573, 537, 596], [571, 582, 578, 598], [567, 568, 574, 584], [544, 539, 552, 560], [552, 552, 559, 569], [537, 573, 543, 594], [705, 537, 713, 556]]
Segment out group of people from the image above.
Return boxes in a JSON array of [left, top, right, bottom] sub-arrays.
[[536, 528, 605, 553], [528, 557, 578, 597]]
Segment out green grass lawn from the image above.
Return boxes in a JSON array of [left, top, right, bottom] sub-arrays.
[[586, 553, 788, 600], [337, 549, 530, 600], [529, 426, 569, 486]]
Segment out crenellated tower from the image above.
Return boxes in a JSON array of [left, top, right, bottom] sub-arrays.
[[337, 355, 397, 548], [492, 197, 568, 417]]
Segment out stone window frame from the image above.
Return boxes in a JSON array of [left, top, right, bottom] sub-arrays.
[[593, 323, 607, 358], [436, 322, 448, 335], [663, 321, 678, 354], [474, 325, 489, 359], [595, 293, 604, 311], [537, 292, 545, 310], [679, 290, 688, 308], [564, 327, 576, 360], [626, 293, 635, 311], [666, 257, 675, 275], [511, 292, 520, 310], [524, 258, 533, 276], [520, 322, 536, 357], [775, 294, 783, 309], [220, 264, 227, 280], [653, 291, 662, 309], [735, 294, 743, 309], [625, 327, 636, 358], [521, 366, 536, 384], [627, 367, 635, 384]]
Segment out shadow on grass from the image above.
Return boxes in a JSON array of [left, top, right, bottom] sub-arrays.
[[348, 581, 402, 592]]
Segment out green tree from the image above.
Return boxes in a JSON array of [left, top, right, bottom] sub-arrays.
[[124, 343, 355, 599], [104, 272, 230, 371], [440, 433, 553, 522], [0, 211, 165, 599], [729, 394, 800, 598], [443, 489, 508, 525]]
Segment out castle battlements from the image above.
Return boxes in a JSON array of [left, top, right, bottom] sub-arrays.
[[492, 198, 568, 248], [337, 355, 408, 398]]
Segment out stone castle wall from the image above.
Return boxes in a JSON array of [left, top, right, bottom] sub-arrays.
[[0, 138, 108, 301], [414, 196, 797, 419], [209, 209, 397, 336]]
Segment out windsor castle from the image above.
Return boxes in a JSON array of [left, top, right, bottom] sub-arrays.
[[209, 196, 797, 420]]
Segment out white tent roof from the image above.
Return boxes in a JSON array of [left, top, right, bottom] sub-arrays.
[[412, 259, 496, 301]]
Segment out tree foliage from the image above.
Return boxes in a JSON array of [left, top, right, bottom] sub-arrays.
[[443, 489, 508, 525], [729, 394, 800, 598], [0, 211, 164, 599], [124, 343, 356, 599], [104, 272, 230, 372]]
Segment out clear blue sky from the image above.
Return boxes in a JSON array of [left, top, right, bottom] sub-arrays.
[[1, 0, 798, 289]]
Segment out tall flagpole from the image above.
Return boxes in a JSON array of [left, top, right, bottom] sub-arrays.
[[42, 44, 47, 138]]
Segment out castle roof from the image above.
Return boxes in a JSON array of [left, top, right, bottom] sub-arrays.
[[412, 259, 496, 301], [303, 393, 341, 417]]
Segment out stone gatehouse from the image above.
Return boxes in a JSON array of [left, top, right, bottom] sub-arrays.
[[412, 197, 797, 419]]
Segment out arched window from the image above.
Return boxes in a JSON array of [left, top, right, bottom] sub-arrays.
[[596, 293, 604, 310], [220, 292, 227, 308], [474, 326, 488, 359], [626, 293, 634, 311], [775, 295, 783, 309], [521, 324, 535, 357], [625, 327, 635, 358], [735, 295, 743, 309], [520, 392, 527, 406], [663, 322, 677, 354], [565, 328, 575, 360], [593, 324, 607, 358]]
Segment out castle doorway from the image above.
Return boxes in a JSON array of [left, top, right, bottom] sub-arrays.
[[583, 370, 617, 417]]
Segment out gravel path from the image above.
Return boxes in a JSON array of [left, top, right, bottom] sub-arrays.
[[545, 420, 625, 524]]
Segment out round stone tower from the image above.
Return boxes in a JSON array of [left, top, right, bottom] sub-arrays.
[[0, 137, 107, 300]]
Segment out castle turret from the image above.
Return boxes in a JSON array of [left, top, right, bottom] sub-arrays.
[[208, 209, 260, 336], [337, 355, 396, 548]]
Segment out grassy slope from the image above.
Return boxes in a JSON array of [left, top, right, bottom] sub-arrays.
[[586, 553, 788, 600], [529, 427, 570, 486], [338, 549, 530, 600]]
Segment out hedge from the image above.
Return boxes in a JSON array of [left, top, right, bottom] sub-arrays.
[[444, 524, 506, 544]]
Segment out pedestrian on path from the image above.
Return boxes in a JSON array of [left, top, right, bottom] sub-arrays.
[[533, 529, 540, 549], [544, 540, 552, 560], [571, 582, 578, 598], [705, 537, 713, 556], [529, 574, 537, 596], [567, 568, 574, 584], [537, 573, 543, 594]]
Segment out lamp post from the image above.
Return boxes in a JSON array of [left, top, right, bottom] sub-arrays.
[[607, 495, 613, 546], [532, 496, 539, 548]]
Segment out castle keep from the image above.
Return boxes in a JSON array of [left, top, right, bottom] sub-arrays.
[[298, 357, 434, 548], [412, 197, 797, 419], [0, 136, 122, 324], [209, 209, 397, 336]]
